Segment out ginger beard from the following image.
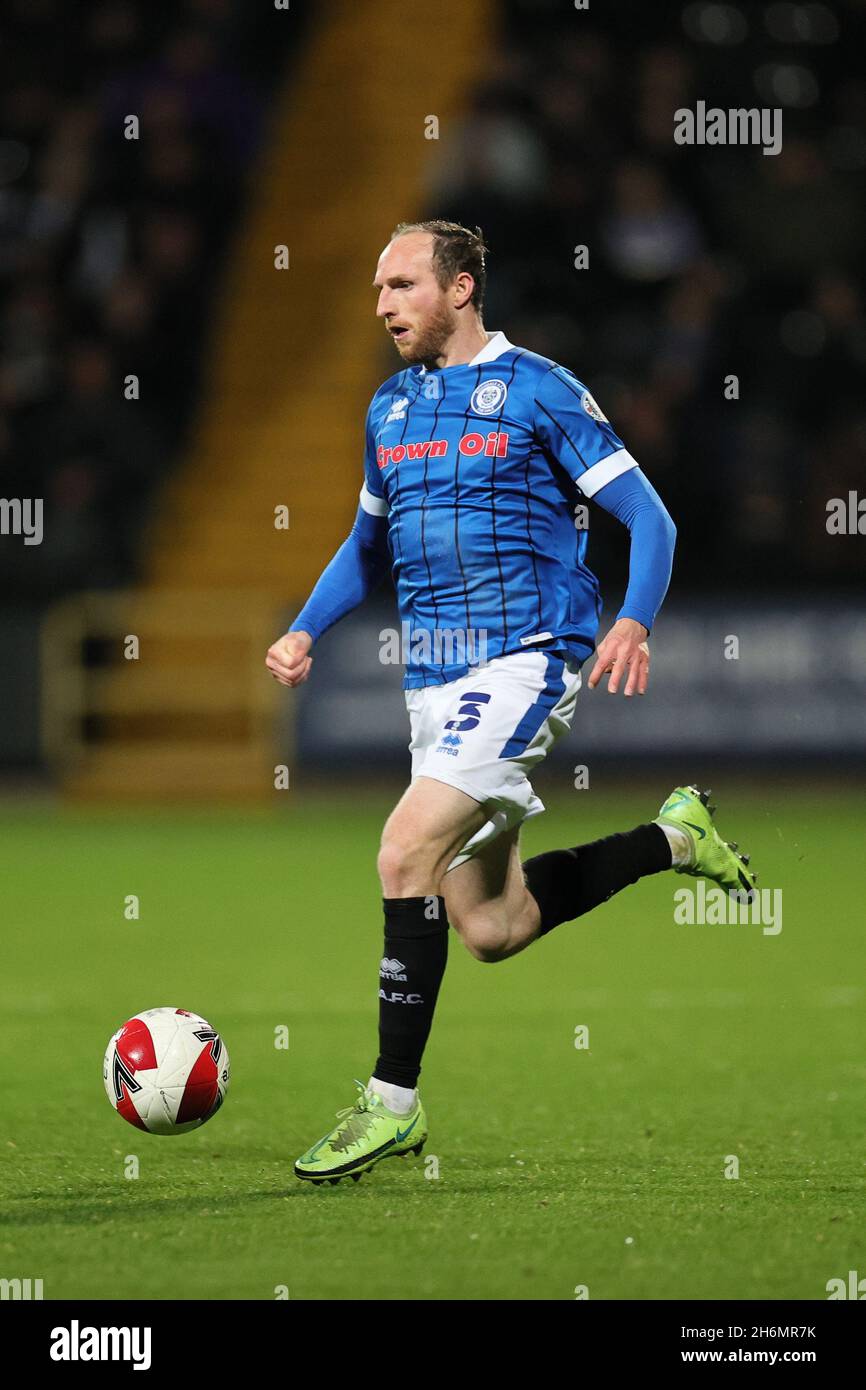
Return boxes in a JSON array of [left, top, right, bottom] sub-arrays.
[[390, 297, 459, 369]]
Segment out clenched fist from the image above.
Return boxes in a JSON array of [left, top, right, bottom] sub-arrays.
[[265, 630, 313, 687]]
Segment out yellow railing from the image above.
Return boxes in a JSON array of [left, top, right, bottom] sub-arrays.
[[41, 590, 284, 799], [58, 0, 494, 799]]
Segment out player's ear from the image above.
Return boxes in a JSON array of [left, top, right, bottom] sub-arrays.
[[452, 272, 475, 310]]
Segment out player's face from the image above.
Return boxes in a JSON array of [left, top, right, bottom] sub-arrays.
[[373, 233, 457, 367]]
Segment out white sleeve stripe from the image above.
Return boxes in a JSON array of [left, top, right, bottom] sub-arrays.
[[577, 447, 639, 498], [359, 483, 388, 516]]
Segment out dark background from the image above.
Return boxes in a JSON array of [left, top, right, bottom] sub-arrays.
[[0, 0, 864, 771]]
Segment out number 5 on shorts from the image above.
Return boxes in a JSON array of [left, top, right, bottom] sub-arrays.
[[444, 692, 492, 733]]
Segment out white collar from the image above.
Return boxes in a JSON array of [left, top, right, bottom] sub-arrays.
[[419, 330, 515, 375], [468, 330, 514, 365]]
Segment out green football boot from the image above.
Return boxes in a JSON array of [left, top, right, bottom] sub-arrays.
[[294, 1081, 427, 1186], [656, 785, 757, 897]]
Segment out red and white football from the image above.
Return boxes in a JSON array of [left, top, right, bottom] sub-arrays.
[[103, 1007, 230, 1135]]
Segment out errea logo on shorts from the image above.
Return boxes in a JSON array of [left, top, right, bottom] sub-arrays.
[[377, 432, 509, 469]]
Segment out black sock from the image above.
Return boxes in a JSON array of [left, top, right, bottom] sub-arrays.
[[523, 823, 672, 936], [374, 895, 448, 1089]]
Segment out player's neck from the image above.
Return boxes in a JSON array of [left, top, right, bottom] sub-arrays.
[[435, 321, 490, 369]]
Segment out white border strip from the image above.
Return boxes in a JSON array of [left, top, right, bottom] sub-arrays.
[[577, 448, 639, 498], [359, 483, 388, 516]]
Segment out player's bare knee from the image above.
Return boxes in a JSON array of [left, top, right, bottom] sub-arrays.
[[377, 835, 436, 896]]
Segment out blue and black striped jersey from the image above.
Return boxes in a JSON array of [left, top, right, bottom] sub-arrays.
[[359, 332, 639, 688]]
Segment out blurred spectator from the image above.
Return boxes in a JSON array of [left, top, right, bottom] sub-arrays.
[[600, 160, 703, 282], [424, 0, 866, 590], [1, 0, 864, 603], [0, 0, 303, 598]]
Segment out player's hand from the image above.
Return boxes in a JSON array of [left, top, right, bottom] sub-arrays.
[[265, 630, 313, 687], [587, 618, 650, 696]]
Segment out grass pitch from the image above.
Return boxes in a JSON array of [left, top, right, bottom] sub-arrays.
[[1, 783, 864, 1300]]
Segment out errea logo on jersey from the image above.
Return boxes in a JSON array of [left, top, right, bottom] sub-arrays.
[[385, 396, 409, 423], [377, 431, 509, 469]]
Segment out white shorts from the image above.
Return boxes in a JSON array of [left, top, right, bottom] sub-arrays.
[[405, 649, 582, 871]]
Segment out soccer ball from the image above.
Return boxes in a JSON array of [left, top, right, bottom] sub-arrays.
[[103, 1007, 230, 1135]]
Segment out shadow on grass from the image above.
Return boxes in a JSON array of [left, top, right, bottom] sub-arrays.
[[0, 1185, 309, 1226]]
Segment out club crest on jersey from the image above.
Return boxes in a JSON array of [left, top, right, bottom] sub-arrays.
[[385, 395, 409, 423], [470, 378, 508, 416], [580, 389, 608, 422]]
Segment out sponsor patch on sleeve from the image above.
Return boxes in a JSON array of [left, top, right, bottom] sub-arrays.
[[580, 389, 608, 423]]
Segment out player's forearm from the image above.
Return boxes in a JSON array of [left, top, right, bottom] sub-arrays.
[[289, 506, 390, 644], [617, 502, 676, 632], [594, 468, 676, 633]]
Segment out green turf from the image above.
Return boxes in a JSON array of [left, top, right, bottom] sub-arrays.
[[1, 784, 864, 1300]]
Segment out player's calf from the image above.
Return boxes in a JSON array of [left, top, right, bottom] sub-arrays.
[[520, 786, 757, 940], [449, 894, 540, 962], [452, 908, 509, 963], [523, 823, 672, 936]]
